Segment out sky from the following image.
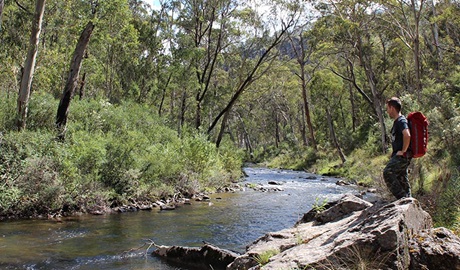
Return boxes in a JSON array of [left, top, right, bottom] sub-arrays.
[[143, 0, 161, 9]]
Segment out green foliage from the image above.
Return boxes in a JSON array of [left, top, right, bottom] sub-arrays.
[[0, 95, 16, 131], [15, 157, 64, 215], [0, 93, 243, 218], [267, 145, 318, 171], [432, 170, 460, 228], [312, 197, 328, 213], [0, 126, 66, 216]]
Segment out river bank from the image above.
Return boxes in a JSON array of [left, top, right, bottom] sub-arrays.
[[0, 165, 362, 222], [0, 167, 358, 269]]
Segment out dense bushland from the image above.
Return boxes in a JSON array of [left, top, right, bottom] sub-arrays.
[[0, 93, 244, 219]]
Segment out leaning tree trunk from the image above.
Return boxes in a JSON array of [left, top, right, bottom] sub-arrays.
[[56, 21, 95, 140], [16, 0, 46, 131], [78, 72, 86, 100], [0, 0, 4, 31], [215, 110, 230, 148]]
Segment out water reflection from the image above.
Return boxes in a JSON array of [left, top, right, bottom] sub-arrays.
[[0, 167, 356, 269]]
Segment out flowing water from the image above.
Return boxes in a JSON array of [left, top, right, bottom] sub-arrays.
[[0, 167, 359, 269]]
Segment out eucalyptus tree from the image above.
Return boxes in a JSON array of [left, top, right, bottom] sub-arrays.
[[257, 61, 302, 149], [288, 28, 319, 149], [36, 1, 90, 97], [427, 0, 442, 68], [207, 0, 300, 147], [311, 69, 347, 163], [129, 1, 173, 105], [376, 0, 428, 97], [310, 0, 391, 154], [56, 22, 95, 140], [17, 0, 46, 131], [83, 0, 139, 102], [0, 1, 28, 98], [428, 0, 460, 86], [171, 0, 237, 130]]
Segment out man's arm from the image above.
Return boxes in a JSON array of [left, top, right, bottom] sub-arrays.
[[397, 128, 411, 156]]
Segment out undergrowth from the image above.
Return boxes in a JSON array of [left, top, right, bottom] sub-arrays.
[[0, 93, 244, 219]]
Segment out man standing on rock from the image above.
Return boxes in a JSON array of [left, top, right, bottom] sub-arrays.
[[383, 97, 412, 199]]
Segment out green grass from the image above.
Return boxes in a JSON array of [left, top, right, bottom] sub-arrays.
[[253, 249, 280, 266]]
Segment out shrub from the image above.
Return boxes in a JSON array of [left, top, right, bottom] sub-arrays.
[[0, 94, 16, 131], [14, 157, 64, 216], [432, 171, 460, 228], [0, 184, 21, 215]]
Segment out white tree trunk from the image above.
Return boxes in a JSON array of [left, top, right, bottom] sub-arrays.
[[17, 0, 46, 130], [0, 0, 5, 31]]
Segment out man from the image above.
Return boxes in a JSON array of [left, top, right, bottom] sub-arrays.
[[383, 97, 412, 199]]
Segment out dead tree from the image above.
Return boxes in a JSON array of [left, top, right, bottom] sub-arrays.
[[56, 21, 95, 140]]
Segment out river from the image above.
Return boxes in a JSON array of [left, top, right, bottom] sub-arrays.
[[0, 167, 358, 269]]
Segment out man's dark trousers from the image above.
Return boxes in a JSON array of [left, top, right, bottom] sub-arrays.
[[383, 155, 411, 199]]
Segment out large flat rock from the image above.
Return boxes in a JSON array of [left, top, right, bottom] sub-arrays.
[[228, 195, 434, 270]]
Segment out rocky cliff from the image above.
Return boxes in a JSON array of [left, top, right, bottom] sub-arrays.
[[153, 195, 460, 270]]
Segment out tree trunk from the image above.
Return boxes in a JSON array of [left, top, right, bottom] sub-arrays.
[[178, 90, 187, 137], [348, 82, 356, 132], [299, 103, 307, 146], [326, 107, 346, 164], [274, 112, 280, 149], [0, 0, 4, 31], [158, 73, 172, 117], [410, 0, 424, 98], [195, 99, 202, 130], [289, 33, 317, 150], [16, 0, 46, 131], [215, 110, 230, 148], [78, 72, 86, 100], [302, 80, 317, 150], [56, 21, 95, 140], [429, 0, 442, 68], [236, 112, 253, 156]]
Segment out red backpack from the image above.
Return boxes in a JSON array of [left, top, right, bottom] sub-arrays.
[[407, 112, 429, 158]]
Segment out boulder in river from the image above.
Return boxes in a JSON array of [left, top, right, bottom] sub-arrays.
[[268, 181, 283, 185], [152, 243, 239, 270]]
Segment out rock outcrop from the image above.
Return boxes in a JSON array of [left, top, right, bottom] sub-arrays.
[[153, 243, 239, 270], [153, 194, 460, 270], [409, 227, 460, 270]]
